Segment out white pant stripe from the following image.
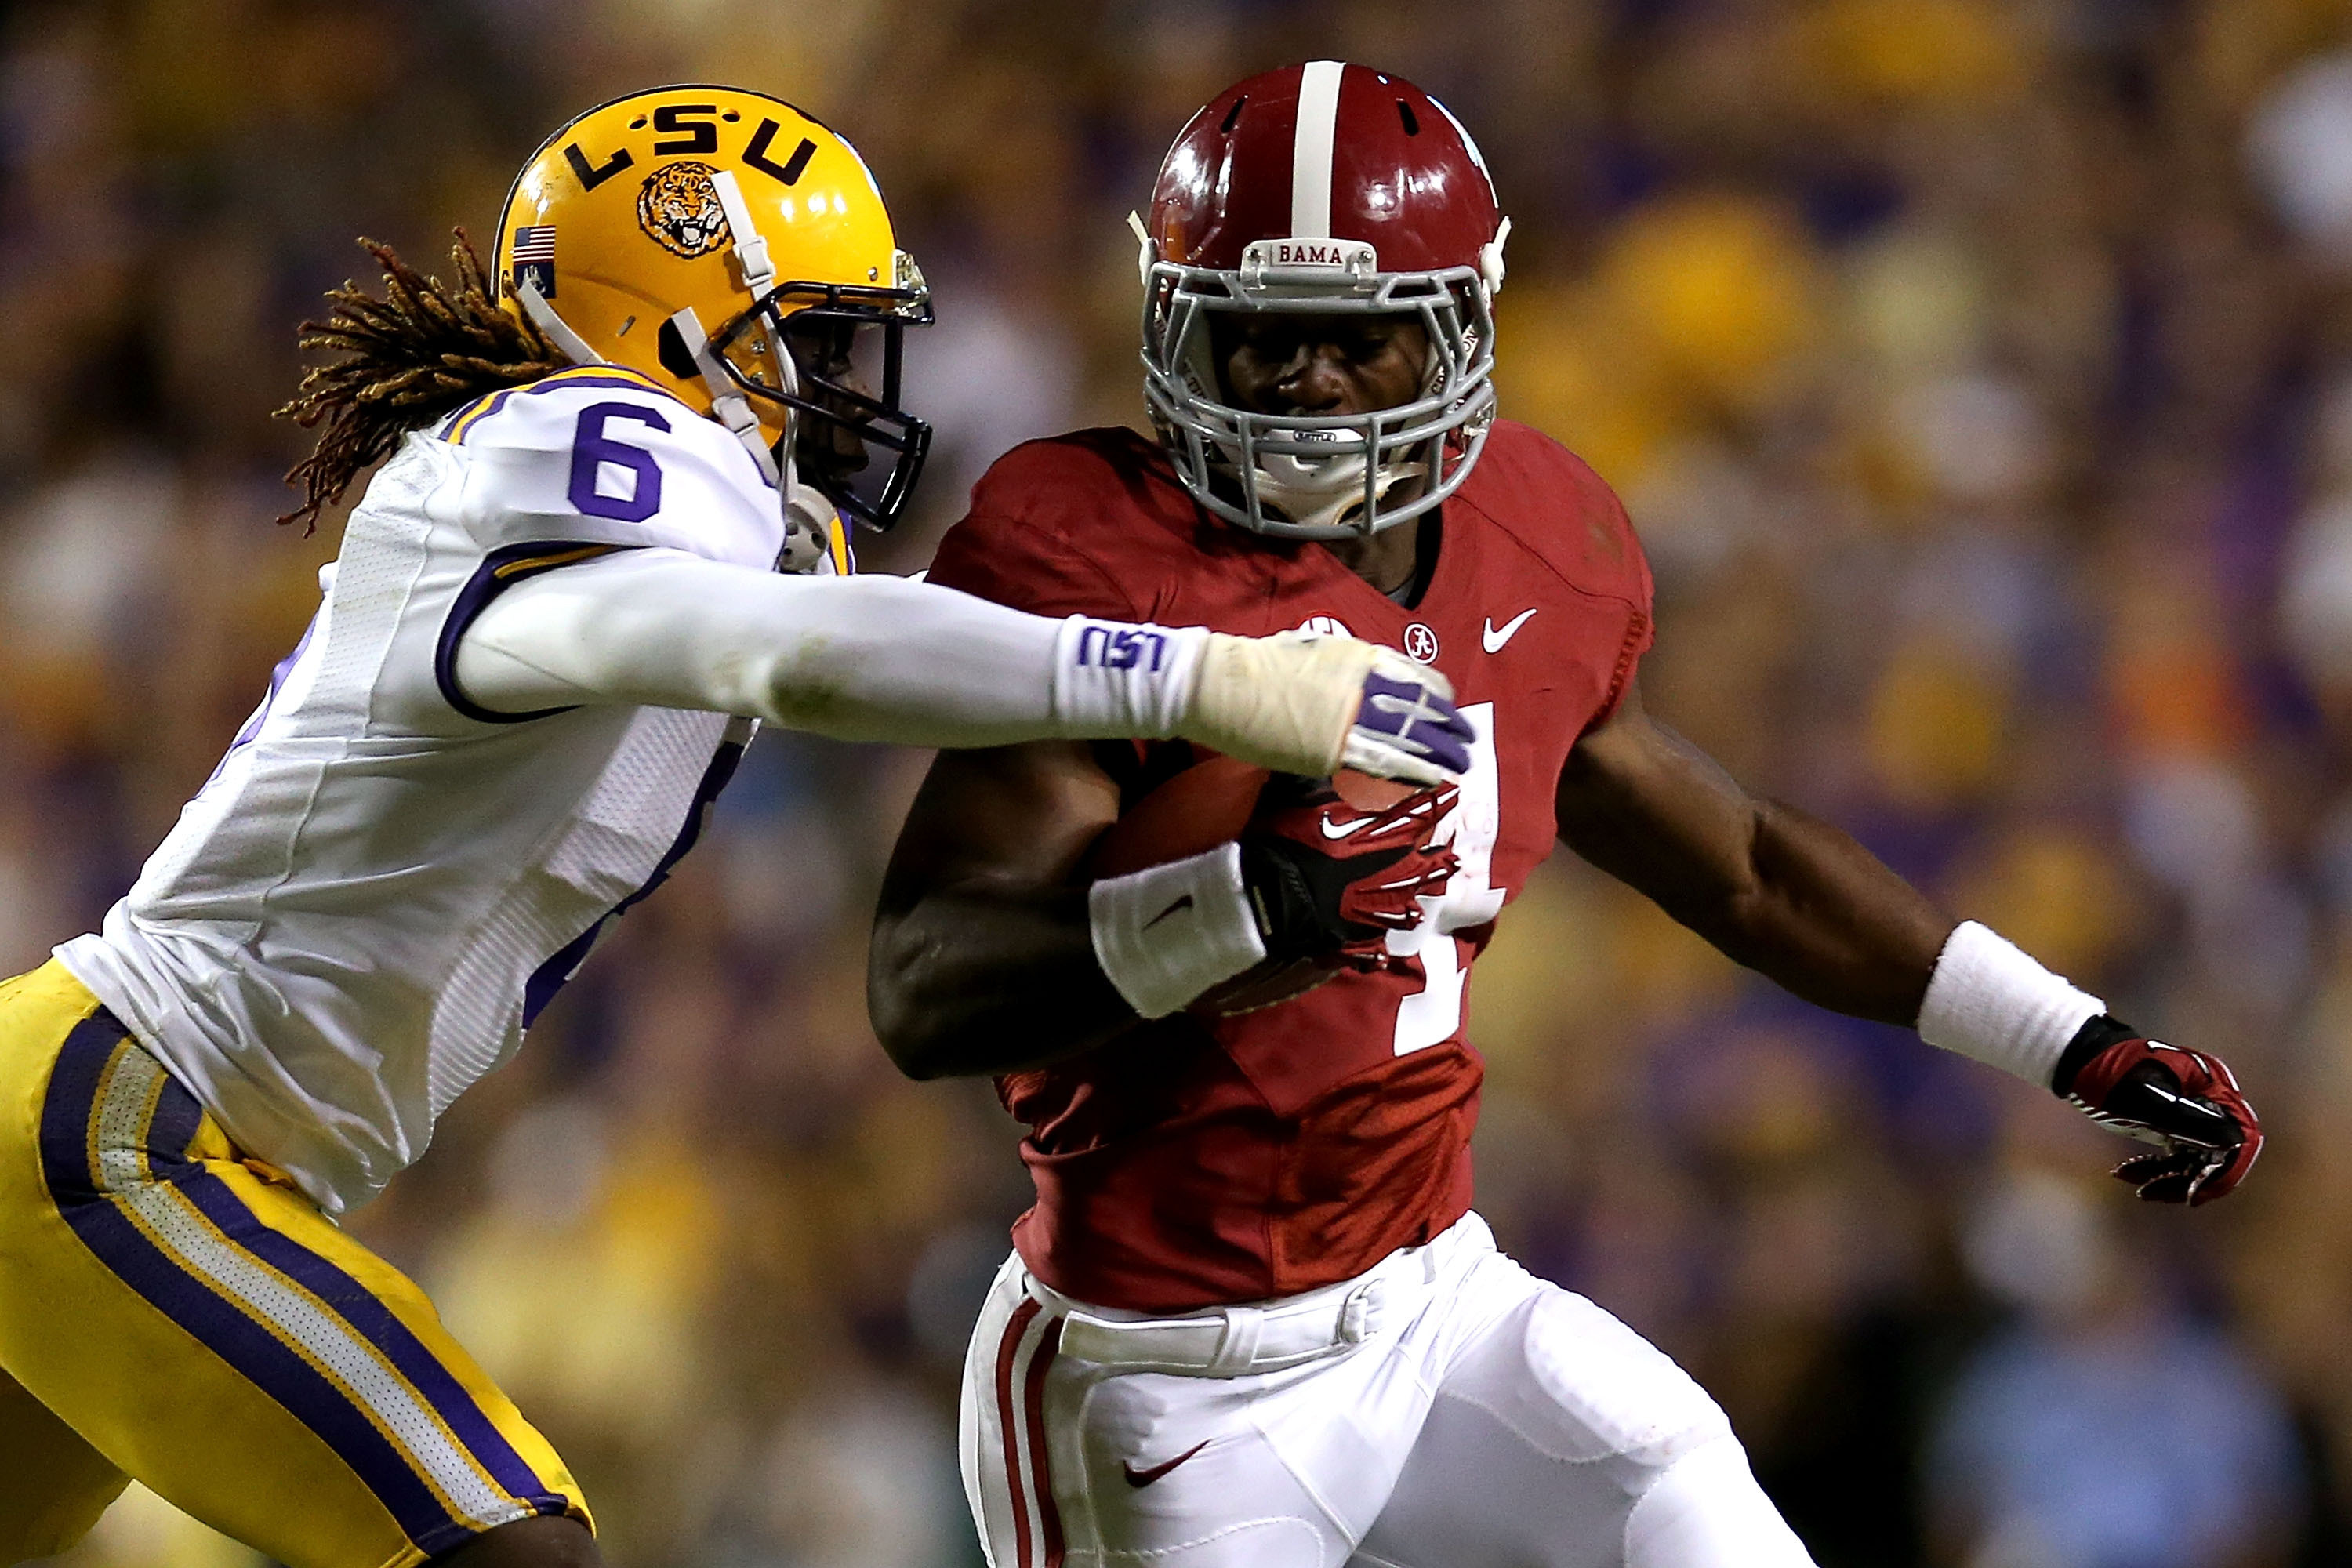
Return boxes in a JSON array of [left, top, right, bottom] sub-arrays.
[[93, 1047, 522, 1533]]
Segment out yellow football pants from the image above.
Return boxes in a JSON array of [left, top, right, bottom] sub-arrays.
[[0, 960, 590, 1568]]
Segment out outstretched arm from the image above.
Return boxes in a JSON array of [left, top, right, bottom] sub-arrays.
[[1558, 679, 2262, 1204], [451, 546, 1471, 779]]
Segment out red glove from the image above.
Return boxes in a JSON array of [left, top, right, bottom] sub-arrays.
[[1239, 778, 1457, 966], [2053, 1017, 2263, 1206]]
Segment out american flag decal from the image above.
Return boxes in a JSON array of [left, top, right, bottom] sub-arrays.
[[510, 226, 557, 298]]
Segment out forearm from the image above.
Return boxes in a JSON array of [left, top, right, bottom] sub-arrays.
[[869, 742, 1144, 1078], [1559, 694, 1950, 1027], [1657, 797, 1950, 1026], [868, 884, 1141, 1077]]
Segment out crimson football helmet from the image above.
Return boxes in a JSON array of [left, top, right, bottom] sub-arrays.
[[1140, 61, 1510, 539]]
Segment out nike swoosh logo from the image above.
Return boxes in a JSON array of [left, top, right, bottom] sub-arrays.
[[1319, 815, 1381, 840], [1123, 1440, 1210, 1488], [1483, 608, 1537, 653], [1144, 894, 1195, 928]]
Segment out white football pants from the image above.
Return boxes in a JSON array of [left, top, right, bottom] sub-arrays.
[[959, 1213, 1817, 1568]]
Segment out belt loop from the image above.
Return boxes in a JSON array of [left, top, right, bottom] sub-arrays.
[[1341, 1277, 1383, 1343], [1209, 1306, 1263, 1375]]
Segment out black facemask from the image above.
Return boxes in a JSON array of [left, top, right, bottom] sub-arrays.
[[695, 280, 935, 532]]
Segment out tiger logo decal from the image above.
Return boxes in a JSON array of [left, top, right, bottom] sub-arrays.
[[637, 162, 731, 259]]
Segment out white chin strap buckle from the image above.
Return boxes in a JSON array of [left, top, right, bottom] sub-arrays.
[[1127, 210, 1155, 286], [1478, 215, 1511, 298], [707, 168, 796, 404], [710, 169, 776, 296], [780, 481, 847, 575]]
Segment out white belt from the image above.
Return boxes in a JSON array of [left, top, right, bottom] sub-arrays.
[[1027, 1235, 1443, 1378]]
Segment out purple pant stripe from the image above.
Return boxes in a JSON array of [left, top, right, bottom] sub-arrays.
[[172, 1170, 567, 1515], [36, 1023, 475, 1553]]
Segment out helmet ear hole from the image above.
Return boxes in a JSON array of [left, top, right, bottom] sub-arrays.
[[656, 317, 701, 382]]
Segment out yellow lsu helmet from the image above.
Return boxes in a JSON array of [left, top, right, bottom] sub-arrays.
[[495, 85, 933, 530]]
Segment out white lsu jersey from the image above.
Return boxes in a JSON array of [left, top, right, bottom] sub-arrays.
[[57, 365, 786, 1216]]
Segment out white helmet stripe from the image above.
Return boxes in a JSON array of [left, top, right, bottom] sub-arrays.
[[1290, 60, 1345, 239]]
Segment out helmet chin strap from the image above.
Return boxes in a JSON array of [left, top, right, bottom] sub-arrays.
[[691, 165, 811, 499], [664, 306, 782, 487], [1127, 210, 1155, 285], [707, 168, 797, 402], [709, 170, 775, 294], [514, 278, 603, 366], [1479, 215, 1512, 298], [668, 300, 837, 572], [704, 168, 858, 566]]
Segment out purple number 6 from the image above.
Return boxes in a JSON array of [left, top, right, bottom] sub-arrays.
[[568, 403, 669, 522]]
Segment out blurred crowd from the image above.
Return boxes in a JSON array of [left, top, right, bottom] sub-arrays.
[[6, 1, 2352, 1564]]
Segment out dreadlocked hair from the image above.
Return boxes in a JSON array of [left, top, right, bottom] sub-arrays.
[[274, 229, 573, 532]]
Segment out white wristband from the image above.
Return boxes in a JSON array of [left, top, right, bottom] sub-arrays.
[[1050, 617, 1207, 739], [1088, 843, 1267, 1019], [1916, 921, 2105, 1087]]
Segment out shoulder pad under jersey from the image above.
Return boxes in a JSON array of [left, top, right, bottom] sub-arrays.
[[1468, 420, 1651, 606], [440, 366, 785, 570]]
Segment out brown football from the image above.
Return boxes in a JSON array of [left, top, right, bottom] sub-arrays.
[[1088, 756, 1407, 1016], [1087, 753, 1270, 879]]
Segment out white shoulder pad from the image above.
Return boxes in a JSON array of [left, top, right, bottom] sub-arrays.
[[444, 368, 784, 570]]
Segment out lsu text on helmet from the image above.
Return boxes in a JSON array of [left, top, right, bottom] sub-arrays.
[[1141, 61, 1510, 540], [496, 85, 934, 532]]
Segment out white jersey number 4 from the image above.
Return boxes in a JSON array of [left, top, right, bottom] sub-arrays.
[[1390, 702, 1504, 1054]]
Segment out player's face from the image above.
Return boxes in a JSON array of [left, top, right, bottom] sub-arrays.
[[784, 316, 872, 481], [1214, 314, 1429, 419]]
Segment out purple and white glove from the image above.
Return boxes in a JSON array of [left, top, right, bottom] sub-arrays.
[[1342, 651, 1475, 786], [1171, 628, 1474, 784]]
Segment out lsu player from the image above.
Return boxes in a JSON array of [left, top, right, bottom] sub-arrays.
[[869, 64, 2267, 1568], [0, 85, 1473, 1568]]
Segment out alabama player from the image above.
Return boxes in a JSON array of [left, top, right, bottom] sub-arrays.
[[868, 63, 2264, 1568], [0, 85, 1470, 1568]]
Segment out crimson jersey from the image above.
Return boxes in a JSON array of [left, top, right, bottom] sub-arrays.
[[927, 423, 1653, 1312]]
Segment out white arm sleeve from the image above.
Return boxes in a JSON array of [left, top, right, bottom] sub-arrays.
[[452, 547, 1208, 749]]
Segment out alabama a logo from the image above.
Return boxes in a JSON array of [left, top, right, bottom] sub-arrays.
[[637, 162, 731, 258]]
